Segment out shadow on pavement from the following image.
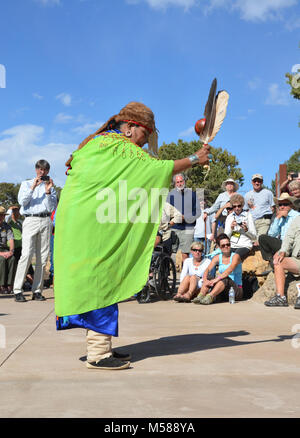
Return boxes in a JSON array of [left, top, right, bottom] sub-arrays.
[[79, 331, 294, 363]]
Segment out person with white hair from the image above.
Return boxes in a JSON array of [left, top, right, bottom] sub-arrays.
[[166, 173, 201, 263]]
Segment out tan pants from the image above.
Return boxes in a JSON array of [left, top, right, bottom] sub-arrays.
[[254, 218, 271, 238], [86, 329, 112, 363], [13, 217, 52, 294]]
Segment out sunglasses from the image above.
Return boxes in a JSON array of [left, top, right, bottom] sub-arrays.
[[232, 204, 242, 208], [220, 243, 231, 248], [278, 203, 291, 207], [192, 248, 202, 252]]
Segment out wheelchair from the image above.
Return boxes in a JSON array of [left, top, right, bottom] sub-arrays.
[[136, 241, 177, 304]]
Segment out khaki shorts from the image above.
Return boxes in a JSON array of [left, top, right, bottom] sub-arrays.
[[173, 229, 194, 254], [291, 257, 300, 274]]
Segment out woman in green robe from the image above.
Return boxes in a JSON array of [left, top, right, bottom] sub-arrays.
[[54, 102, 210, 370]]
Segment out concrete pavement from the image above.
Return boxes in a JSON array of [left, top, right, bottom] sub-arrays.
[[1, 288, 300, 418]]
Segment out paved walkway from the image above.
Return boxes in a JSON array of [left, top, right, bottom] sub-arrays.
[[1, 288, 300, 418]]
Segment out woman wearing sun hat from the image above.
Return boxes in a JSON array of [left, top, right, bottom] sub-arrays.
[[54, 101, 211, 370], [203, 177, 239, 235]]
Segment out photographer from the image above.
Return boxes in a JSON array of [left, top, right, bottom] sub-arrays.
[[13, 160, 57, 302], [224, 194, 257, 261], [280, 172, 300, 196]]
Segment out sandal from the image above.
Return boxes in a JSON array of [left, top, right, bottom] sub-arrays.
[[181, 293, 193, 303]]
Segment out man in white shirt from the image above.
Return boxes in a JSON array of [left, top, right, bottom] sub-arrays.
[[14, 160, 57, 302]]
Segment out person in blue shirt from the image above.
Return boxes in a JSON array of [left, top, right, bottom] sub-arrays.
[[259, 192, 300, 272], [193, 233, 243, 305], [13, 160, 57, 302]]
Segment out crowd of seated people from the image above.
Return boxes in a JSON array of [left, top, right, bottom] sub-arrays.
[[172, 172, 300, 309]]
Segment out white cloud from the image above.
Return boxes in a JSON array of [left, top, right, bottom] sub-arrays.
[[265, 83, 289, 106], [56, 92, 72, 107], [0, 124, 75, 187], [248, 77, 261, 90], [33, 92, 43, 100], [54, 112, 74, 124], [142, 0, 297, 21], [127, 0, 196, 10], [233, 0, 297, 22], [178, 126, 195, 137], [34, 0, 61, 5], [73, 121, 103, 136], [286, 17, 300, 30]]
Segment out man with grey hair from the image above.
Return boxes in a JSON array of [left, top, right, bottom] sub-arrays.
[[13, 160, 57, 302], [166, 173, 201, 263]]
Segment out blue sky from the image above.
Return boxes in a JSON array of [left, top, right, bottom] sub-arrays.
[[0, 0, 299, 192]]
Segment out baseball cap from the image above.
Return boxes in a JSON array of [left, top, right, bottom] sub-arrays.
[[252, 174, 263, 181]]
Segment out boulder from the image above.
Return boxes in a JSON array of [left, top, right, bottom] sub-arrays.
[[242, 248, 270, 288], [251, 271, 300, 305]]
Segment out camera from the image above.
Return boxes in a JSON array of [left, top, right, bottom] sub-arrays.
[[40, 176, 50, 181], [290, 173, 298, 179]]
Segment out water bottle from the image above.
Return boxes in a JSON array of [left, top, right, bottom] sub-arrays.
[[229, 287, 235, 304]]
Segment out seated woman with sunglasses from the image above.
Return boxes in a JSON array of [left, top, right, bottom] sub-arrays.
[[173, 242, 211, 303], [224, 194, 257, 261], [193, 233, 243, 305]]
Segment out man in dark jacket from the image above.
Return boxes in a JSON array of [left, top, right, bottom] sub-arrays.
[[166, 173, 201, 262]]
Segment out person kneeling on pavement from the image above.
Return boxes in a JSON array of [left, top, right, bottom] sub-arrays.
[[193, 233, 243, 305], [264, 215, 300, 308]]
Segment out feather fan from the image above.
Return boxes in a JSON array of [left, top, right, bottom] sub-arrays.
[[199, 78, 217, 144], [208, 90, 229, 143]]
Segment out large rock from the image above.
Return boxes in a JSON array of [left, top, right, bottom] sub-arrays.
[[251, 271, 300, 304], [242, 248, 270, 288]]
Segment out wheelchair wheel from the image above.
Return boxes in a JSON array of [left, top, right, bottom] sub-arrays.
[[136, 286, 151, 304], [154, 255, 177, 300]]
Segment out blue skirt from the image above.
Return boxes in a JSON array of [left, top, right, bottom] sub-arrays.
[[56, 304, 119, 337]]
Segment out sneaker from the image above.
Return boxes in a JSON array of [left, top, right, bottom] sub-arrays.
[[15, 292, 26, 302], [264, 295, 288, 307], [192, 294, 205, 304], [112, 350, 131, 361], [86, 356, 130, 370], [32, 292, 46, 301], [200, 294, 214, 305], [294, 297, 300, 309], [148, 278, 156, 288]]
